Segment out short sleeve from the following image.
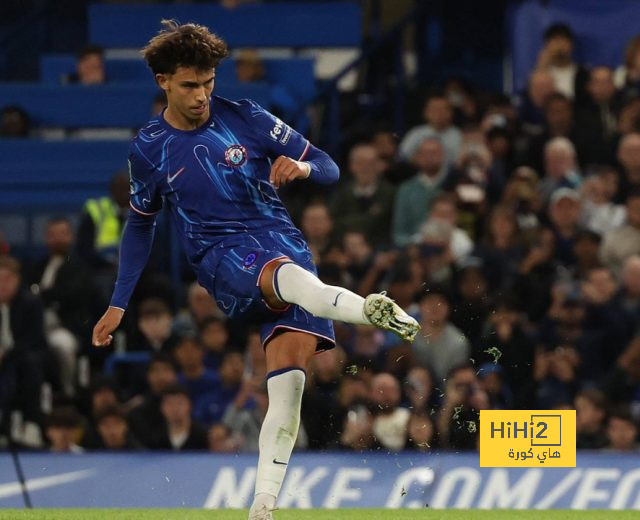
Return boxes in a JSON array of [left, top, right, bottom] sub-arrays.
[[128, 142, 163, 216], [239, 99, 310, 161]]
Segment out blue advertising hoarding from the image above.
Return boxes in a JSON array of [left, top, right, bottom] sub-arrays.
[[1, 452, 640, 509]]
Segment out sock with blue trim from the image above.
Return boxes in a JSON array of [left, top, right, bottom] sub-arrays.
[[273, 262, 369, 324], [250, 367, 306, 512]]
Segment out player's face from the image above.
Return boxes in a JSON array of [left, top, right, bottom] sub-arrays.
[[158, 66, 215, 125]]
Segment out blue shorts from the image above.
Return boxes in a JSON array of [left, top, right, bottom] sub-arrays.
[[197, 231, 335, 352]]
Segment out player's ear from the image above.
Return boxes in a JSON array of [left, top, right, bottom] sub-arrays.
[[156, 73, 170, 91]]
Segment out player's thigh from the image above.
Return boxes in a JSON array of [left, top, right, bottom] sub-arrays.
[[264, 331, 317, 372]]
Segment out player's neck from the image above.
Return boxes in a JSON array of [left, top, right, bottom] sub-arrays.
[[163, 105, 210, 131]]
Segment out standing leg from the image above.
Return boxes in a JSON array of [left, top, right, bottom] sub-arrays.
[[248, 331, 316, 520]]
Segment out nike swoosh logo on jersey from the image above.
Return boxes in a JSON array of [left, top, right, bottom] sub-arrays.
[[273, 458, 288, 465], [167, 167, 185, 183], [332, 291, 345, 307]]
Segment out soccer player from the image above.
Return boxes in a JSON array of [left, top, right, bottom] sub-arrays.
[[91, 20, 420, 519]]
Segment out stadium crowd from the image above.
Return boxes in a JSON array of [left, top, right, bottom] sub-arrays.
[[2, 22, 640, 455]]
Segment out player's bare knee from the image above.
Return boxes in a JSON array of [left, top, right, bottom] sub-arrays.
[[259, 257, 292, 309]]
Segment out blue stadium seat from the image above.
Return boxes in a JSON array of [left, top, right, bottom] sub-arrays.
[[0, 140, 130, 210], [88, 2, 362, 48], [0, 82, 271, 127], [40, 55, 316, 104]]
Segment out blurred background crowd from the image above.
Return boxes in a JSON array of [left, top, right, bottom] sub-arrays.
[[1, 0, 640, 456]]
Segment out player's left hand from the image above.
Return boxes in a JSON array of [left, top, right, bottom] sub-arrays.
[[269, 155, 310, 188]]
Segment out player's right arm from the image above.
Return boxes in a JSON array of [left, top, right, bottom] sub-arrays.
[[92, 145, 162, 347]]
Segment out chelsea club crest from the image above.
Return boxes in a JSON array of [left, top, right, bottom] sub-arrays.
[[225, 144, 248, 167]]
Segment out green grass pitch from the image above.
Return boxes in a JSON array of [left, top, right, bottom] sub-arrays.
[[0, 510, 637, 520]]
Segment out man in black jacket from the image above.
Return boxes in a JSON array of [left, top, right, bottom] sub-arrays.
[[0, 256, 49, 446], [29, 217, 97, 395]]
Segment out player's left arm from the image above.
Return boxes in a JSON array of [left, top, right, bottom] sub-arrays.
[[239, 99, 339, 188], [269, 143, 339, 188]]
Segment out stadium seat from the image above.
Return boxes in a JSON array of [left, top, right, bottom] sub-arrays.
[[88, 2, 362, 48], [0, 82, 271, 128]]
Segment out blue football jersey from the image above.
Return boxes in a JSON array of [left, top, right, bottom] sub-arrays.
[[128, 96, 311, 267]]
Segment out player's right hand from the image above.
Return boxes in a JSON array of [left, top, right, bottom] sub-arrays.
[[92, 306, 125, 347]]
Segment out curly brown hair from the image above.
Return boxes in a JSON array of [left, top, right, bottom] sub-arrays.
[[141, 19, 229, 75]]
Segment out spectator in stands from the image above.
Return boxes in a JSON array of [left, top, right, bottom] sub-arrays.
[[393, 137, 453, 247], [0, 106, 30, 138], [614, 36, 640, 97], [405, 412, 436, 451], [620, 255, 640, 322], [477, 296, 535, 407], [535, 23, 589, 104], [198, 351, 243, 425], [0, 256, 48, 447], [399, 94, 462, 167], [208, 423, 240, 453], [450, 260, 491, 348], [223, 378, 268, 452], [412, 286, 470, 385], [369, 373, 410, 452], [423, 193, 473, 263], [77, 172, 130, 303], [94, 405, 142, 450], [548, 188, 582, 267], [341, 231, 374, 291], [617, 97, 640, 136], [302, 347, 344, 449], [500, 167, 542, 241], [484, 126, 515, 202], [616, 133, 640, 194], [575, 66, 619, 165], [135, 298, 178, 353], [235, 49, 265, 83], [518, 69, 556, 129], [569, 229, 602, 283], [539, 139, 582, 208], [514, 227, 557, 322], [477, 363, 512, 410], [575, 388, 608, 449], [404, 366, 436, 415], [30, 216, 96, 396], [534, 344, 581, 409], [580, 266, 636, 381], [127, 353, 178, 448], [580, 172, 626, 236], [67, 45, 106, 85], [154, 384, 208, 450], [173, 281, 224, 337], [606, 406, 639, 451], [369, 126, 414, 185], [474, 205, 524, 291], [198, 317, 231, 371], [437, 363, 487, 450], [45, 407, 84, 453], [344, 325, 387, 373], [525, 93, 579, 173], [173, 336, 221, 425], [82, 377, 122, 448], [329, 143, 395, 246], [300, 201, 337, 264], [600, 190, 640, 275], [602, 335, 640, 407]]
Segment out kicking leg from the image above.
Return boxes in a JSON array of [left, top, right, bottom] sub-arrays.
[[259, 259, 420, 342], [248, 331, 316, 520]]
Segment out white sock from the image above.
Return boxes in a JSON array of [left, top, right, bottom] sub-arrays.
[[273, 262, 369, 324], [252, 368, 306, 507]]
